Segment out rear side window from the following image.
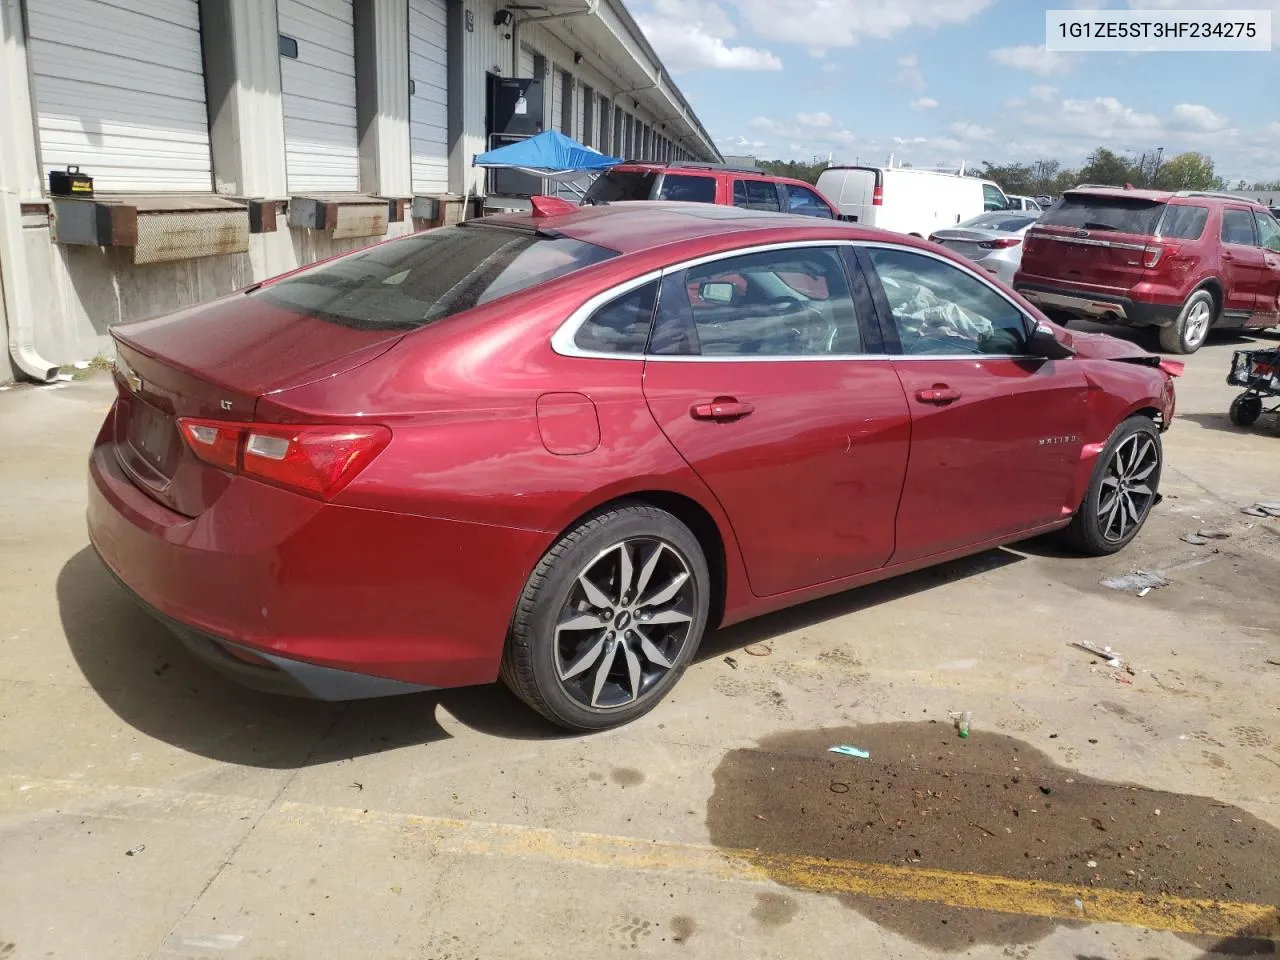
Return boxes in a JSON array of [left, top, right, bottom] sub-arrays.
[[1159, 205, 1208, 240], [732, 179, 782, 212], [1221, 209, 1258, 245], [1038, 195, 1165, 236], [573, 281, 658, 354], [254, 225, 618, 330], [584, 170, 656, 203], [656, 174, 716, 203]]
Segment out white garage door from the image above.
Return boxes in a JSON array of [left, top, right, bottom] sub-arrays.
[[409, 0, 448, 194], [25, 0, 212, 193], [279, 0, 359, 193]]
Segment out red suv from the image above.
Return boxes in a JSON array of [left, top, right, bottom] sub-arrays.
[[1015, 187, 1280, 353], [582, 161, 838, 219]]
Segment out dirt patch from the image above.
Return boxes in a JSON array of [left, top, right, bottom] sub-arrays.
[[706, 722, 1280, 951]]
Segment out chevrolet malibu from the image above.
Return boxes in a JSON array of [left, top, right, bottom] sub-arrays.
[[88, 200, 1179, 730]]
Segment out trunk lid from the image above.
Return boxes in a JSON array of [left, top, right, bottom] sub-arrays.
[[1021, 192, 1165, 292], [110, 293, 406, 517], [931, 227, 1003, 261]]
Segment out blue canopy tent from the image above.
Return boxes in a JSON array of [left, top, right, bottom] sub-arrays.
[[469, 130, 621, 215]]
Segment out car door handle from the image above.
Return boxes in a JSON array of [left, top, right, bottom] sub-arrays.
[[1222, 251, 1235, 261], [916, 386, 961, 404], [690, 398, 754, 421]]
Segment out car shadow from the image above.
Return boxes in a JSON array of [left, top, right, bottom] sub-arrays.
[[56, 548, 571, 769], [696, 547, 1024, 661], [1179, 410, 1279, 437]]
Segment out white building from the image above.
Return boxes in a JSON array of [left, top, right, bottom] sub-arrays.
[[0, 0, 717, 382]]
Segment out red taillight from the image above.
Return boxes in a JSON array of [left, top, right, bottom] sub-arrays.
[[872, 184, 883, 206], [1158, 359, 1185, 378], [176, 418, 390, 500], [979, 238, 1021, 249], [1142, 243, 1178, 268], [178, 419, 241, 471]]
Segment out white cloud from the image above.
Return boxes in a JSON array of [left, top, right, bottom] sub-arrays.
[[634, 0, 782, 71], [821, 62, 842, 74], [989, 45, 1078, 77], [1028, 96, 1163, 138], [718, 134, 769, 152], [948, 121, 995, 141], [1030, 84, 1058, 102], [1170, 103, 1231, 132], [796, 111, 833, 128], [910, 97, 939, 110], [896, 53, 926, 92], [730, 0, 994, 50]]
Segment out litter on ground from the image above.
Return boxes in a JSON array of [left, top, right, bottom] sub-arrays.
[[828, 745, 871, 759]]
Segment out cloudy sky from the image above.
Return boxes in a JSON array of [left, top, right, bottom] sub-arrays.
[[631, 0, 1280, 183]]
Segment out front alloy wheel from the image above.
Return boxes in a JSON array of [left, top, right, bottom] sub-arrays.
[[1063, 416, 1163, 555], [501, 502, 710, 730]]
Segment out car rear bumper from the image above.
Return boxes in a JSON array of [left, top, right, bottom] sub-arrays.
[[87, 422, 549, 696], [1015, 283, 1181, 328]]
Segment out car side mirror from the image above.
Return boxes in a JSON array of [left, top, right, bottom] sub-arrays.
[[699, 281, 735, 304], [1028, 322, 1074, 360]]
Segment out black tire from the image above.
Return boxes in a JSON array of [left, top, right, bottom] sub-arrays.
[[500, 502, 710, 731], [1062, 417, 1163, 556], [1229, 393, 1263, 427], [1158, 289, 1216, 354]]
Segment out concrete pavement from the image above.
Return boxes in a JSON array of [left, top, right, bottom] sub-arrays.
[[1, 327, 1278, 959]]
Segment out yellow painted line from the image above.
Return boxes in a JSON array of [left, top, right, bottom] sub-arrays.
[[9, 778, 1276, 940], [276, 802, 1280, 941]]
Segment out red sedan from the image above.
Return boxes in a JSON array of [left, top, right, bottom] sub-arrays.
[[88, 200, 1179, 730]]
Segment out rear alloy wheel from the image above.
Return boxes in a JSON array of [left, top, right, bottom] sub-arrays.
[[501, 503, 710, 730], [1229, 394, 1263, 427], [1063, 417, 1163, 555], [1158, 289, 1215, 354]]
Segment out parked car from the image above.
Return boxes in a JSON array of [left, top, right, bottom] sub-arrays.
[[815, 165, 1009, 237], [1005, 194, 1043, 212], [1015, 187, 1280, 354], [929, 211, 1041, 283], [89, 200, 1179, 731], [582, 161, 837, 218]]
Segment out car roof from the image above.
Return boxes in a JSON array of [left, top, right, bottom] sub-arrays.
[[475, 201, 888, 255], [605, 162, 816, 188], [1064, 186, 1268, 209]]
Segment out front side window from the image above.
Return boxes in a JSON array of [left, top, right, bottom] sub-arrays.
[[573, 281, 658, 354], [982, 183, 1008, 211], [254, 225, 618, 330], [1221, 208, 1258, 245], [1159, 205, 1209, 240], [1255, 212, 1280, 252], [867, 248, 1031, 356], [732, 179, 782, 213], [657, 174, 716, 203], [785, 184, 834, 218], [655, 247, 862, 357]]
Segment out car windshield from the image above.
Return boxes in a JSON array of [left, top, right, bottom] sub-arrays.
[[960, 213, 1039, 232], [1038, 195, 1165, 235], [583, 170, 657, 203], [252, 225, 618, 330]]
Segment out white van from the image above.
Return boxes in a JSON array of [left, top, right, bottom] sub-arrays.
[[815, 166, 1010, 237]]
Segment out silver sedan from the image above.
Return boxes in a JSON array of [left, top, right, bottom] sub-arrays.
[[928, 211, 1040, 284]]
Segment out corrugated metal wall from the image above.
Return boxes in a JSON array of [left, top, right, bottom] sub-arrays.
[[458, 0, 510, 194], [25, 0, 213, 193]]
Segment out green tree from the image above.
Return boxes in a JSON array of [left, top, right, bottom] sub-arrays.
[[1152, 152, 1225, 191], [1077, 147, 1136, 187]]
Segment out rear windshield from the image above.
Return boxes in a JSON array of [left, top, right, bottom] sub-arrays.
[[1038, 195, 1165, 236], [961, 212, 1039, 232], [252, 224, 618, 330], [584, 170, 656, 203]]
